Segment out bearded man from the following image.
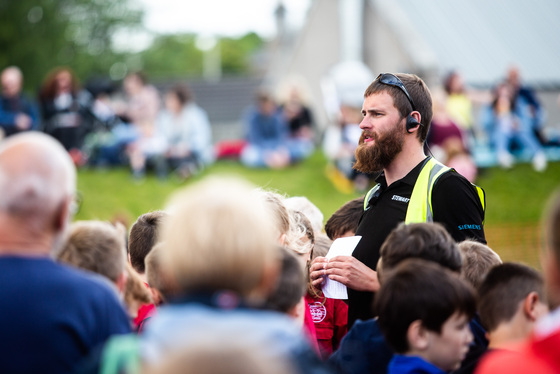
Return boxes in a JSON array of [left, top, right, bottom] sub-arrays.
[[311, 73, 486, 327]]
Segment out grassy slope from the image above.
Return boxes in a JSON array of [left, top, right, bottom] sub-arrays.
[[76, 153, 560, 267], [75, 152, 361, 224]]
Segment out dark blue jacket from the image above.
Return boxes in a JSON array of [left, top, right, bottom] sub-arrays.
[[328, 318, 393, 374], [0, 257, 131, 374]]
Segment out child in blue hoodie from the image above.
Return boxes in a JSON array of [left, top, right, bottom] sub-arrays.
[[375, 258, 476, 374]]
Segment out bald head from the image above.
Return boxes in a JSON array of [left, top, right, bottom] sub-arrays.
[[1, 66, 23, 98], [0, 133, 76, 232]]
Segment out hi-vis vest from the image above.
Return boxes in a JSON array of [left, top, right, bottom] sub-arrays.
[[363, 157, 486, 223]]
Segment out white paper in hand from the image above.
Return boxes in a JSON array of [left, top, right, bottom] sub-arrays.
[[322, 236, 362, 299]]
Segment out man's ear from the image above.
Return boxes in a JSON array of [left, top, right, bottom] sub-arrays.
[[407, 319, 429, 351], [53, 196, 72, 233]]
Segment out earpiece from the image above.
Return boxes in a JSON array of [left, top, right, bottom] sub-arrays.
[[406, 114, 422, 133]]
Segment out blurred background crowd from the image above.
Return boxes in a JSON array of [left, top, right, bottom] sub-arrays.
[[1, 0, 559, 186]]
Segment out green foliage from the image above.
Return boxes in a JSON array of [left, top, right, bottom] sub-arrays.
[[0, 0, 264, 93], [0, 0, 142, 92], [139, 34, 204, 80], [138, 32, 264, 79], [220, 32, 265, 75]]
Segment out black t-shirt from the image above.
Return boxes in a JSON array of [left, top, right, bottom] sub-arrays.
[[348, 157, 486, 327]]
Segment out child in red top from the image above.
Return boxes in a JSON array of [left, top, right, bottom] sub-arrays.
[[306, 235, 348, 359]]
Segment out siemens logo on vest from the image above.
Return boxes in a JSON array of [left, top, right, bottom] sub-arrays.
[[458, 224, 482, 230], [392, 195, 410, 203]]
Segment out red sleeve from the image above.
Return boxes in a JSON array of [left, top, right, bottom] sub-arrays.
[[304, 302, 320, 354], [332, 299, 349, 351]]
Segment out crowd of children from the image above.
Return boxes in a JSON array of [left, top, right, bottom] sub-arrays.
[[12, 166, 551, 374], [0, 128, 556, 374]]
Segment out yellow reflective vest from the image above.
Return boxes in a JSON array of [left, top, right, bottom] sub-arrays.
[[363, 157, 485, 223]]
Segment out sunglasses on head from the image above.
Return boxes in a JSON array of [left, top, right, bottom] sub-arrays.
[[376, 73, 416, 112]]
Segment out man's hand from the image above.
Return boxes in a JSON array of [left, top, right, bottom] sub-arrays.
[[323, 256, 380, 293], [309, 256, 328, 290]]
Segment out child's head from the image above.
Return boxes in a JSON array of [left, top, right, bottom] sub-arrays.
[[284, 196, 324, 236], [375, 259, 475, 372], [124, 262, 153, 318], [145, 242, 172, 305], [253, 189, 290, 245], [57, 220, 126, 289], [264, 247, 306, 325], [306, 234, 332, 299], [311, 234, 332, 260], [377, 222, 462, 283], [324, 197, 364, 240], [458, 240, 502, 290], [478, 263, 548, 336], [143, 336, 296, 374], [160, 177, 278, 301], [129, 211, 167, 274], [284, 209, 315, 266]]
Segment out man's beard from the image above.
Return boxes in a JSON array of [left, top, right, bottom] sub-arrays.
[[353, 121, 405, 174]]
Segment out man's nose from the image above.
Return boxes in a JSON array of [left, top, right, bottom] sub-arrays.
[[359, 117, 370, 130]]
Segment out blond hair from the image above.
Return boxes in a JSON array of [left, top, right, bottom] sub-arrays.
[[284, 196, 324, 235], [285, 209, 315, 256], [142, 336, 296, 374], [57, 220, 126, 283], [253, 189, 290, 242], [459, 240, 502, 290], [161, 176, 278, 299]]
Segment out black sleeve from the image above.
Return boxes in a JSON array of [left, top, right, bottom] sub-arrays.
[[431, 171, 486, 244]]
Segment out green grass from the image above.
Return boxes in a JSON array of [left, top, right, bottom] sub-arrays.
[[75, 152, 559, 268], [477, 161, 560, 225], [75, 151, 361, 224], [76, 152, 559, 225]]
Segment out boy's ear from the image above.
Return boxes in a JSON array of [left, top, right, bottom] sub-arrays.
[[278, 233, 287, 246], [287, 296, 306, 327], [249, 260, 280, 303], [149, 287, 164, 306], [115, 271, 128, 295], [407, 320, 429, 351], [523, 291, 543, 321]]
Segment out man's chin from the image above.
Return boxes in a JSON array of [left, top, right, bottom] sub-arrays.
[[353, 165, 381, 174]]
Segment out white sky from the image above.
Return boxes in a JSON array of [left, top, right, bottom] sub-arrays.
[[137, 0, 311, 37], [114, 0, 310, 52]]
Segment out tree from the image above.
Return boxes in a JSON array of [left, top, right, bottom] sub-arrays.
[[0, 0, 143, 94], [138, 31, 265, 80]]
